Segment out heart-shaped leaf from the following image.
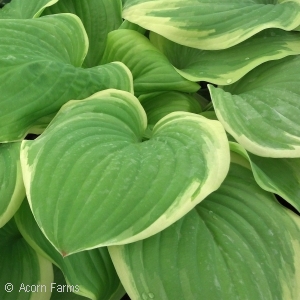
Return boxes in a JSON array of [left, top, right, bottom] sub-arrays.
[[150, 29, 300, 85], [209, 55, 300, 157], [0, 14, 132, 142], [14, 199, 125, 300], [0, 142, 25, 228], [123, 0, 300, 50], [42, 0, 123, 68], [109, 160, 300, 300], [100, 29, 199, 95], [20, 89, 230, 255], [0, 218, 53, 300]]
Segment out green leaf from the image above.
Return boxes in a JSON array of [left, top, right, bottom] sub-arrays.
[[0, 14, 133, 142], [150, 29, 300, 85], [230, 141, 300, 213], [248, 155, 300, 212], [109, 161, 300, 300], [100, 29, 199, 95], [0, 0, 58, 19], [200, 111, 218, 121], [0, 142, 25, 228], [209, 55, 300, 157], [123, 0, 300, 50], [0, 218, 53, 300], [139, 91, 202, 128], [119, 20, 147, 35], [51, 266, 88, 300], [14, 200, 125, 300], [20, 89, 230, 255], [42, 0, 123, 68]]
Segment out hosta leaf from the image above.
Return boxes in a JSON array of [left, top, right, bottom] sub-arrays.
[[100, 29, 199, 95], [15, 200, 125, 300], [0, 14, 132, 142], [200, 111, 218, 121], [42, 0, 122, 68], [109, 161, 300, 300], [0, 0, 58, 19], [230, 142, 300, 213], [0, 218, 53, 300], [0, 142, 25, 228], [139, 91, 202, 127], [51, 266, 87, 299], [248, 155, 300, 212], [123, 0, 300, 50], [20, 89, 230, 255], [193, 93, 210, 111], [119, 20, 147, 35], [0, 14, 89, 68], [209, 55, 300, 158], [150, 29, 300, 85]]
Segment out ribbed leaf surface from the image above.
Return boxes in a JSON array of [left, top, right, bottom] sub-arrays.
[[0, 218, 53, 300], [150, 29, 300, 85], [0, 0, 58, 19], [20, 89, 229, 255], [230, 142, 300, 213], [109, 161, 300, 300], [210, 56, 300, 157], [0, 142, 25, 228], [101, 29, 199, 95], [139, 91, 202, 127], [123, 0, 300, 50], [0, 14, 132, 142], [50, 266, 87, 299], [42, 0, 122, 67], [15, 200, 125, 300]]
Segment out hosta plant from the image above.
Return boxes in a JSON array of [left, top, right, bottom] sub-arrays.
[[1, 0, 300, 299]]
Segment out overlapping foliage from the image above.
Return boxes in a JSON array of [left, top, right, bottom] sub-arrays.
[[1, 0, 300, 299]]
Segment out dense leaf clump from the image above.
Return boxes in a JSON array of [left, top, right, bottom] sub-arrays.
[[0, 0, 300, 299]]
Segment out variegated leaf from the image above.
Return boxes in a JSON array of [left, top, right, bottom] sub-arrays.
[[15, 200, 125, 300], [42, 0, 122, 67], [20, 89, 229, 255], [123, 0, 300, 50], [150, 29, 300, 85], [0, 142, 25, 228], [210, 56, 300, 157], [230, 142, 300, 213], [100, 29, 199, 95], [109, 160, 300, 300], [0, 218, 53, 300], [0, 14, 132, 142]]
